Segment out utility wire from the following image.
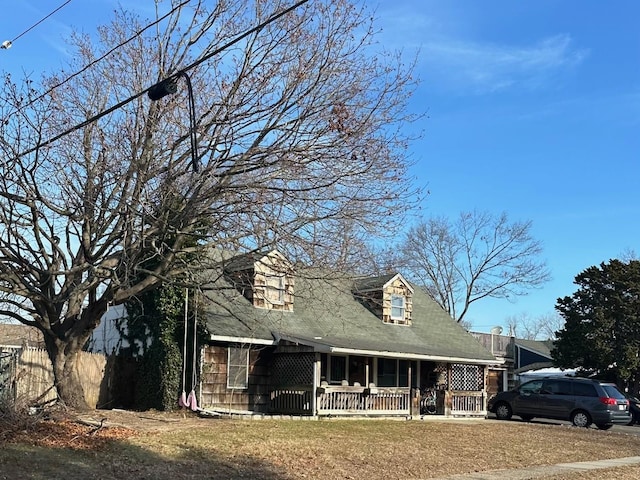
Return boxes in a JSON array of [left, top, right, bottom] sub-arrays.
[[5, 0, 192, 117], [16, 0, 311, 160], [1, 0, 72, 49]]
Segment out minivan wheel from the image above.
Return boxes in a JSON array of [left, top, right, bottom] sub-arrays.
[[596, 424, 613, 430], [571, 410, 592, 428], [494, 402, 512, 421]]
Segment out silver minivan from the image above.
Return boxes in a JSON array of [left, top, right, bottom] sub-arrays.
[[487, 376, 631, 430]]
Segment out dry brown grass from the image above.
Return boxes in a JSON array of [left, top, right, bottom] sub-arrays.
[[1, 410, 639, 479]]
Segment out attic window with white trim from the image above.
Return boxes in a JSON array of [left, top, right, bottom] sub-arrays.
[[390, 294, 405, 320], [264, 274, 285, 305]]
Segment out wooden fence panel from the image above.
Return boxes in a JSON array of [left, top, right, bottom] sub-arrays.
[[15, 349, 56, 405], [8, 348, 108, 408], [74, 351, 108, 407]]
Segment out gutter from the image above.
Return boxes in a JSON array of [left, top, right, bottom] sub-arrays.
[[208, 334, 275, 346]]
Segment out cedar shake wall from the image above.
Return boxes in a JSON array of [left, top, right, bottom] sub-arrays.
[[357, 278, 413, 325], [224, 264, 294, 312], [382, 278, 413, 325], [200, 344, 273, 412], [252, 269, 294, 311]]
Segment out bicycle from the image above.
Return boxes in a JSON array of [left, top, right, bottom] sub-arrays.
[[420, 387, 437, 415]]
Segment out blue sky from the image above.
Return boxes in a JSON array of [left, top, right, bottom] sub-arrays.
[[1, 1, 638, 333], [377, 0, 640, 332]]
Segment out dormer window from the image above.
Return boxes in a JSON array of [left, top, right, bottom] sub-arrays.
[[353, 273, 413, 326], [224, 250, 294, 312], [265, 274, 285, 305], [390, 295, 405, 320]]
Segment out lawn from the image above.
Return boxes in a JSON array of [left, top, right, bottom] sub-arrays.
[[1, 410, 640, 479]]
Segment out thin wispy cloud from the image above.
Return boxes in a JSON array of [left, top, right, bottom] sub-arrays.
[[422, 34, 589, 94]]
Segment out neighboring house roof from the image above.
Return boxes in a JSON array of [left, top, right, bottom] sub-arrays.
[[201, 261, 498, 365], [515, 338, 554, 359], [0, 323, 45, 348], [513, 338, 554, 372]]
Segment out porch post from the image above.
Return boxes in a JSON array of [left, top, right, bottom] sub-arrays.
[[483, 365, 488, 412], [365, 361, 370, 387], [312, 353, 321, 416], [445, 363, 452, 416]]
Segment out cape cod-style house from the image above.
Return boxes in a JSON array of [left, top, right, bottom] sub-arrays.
[[197, 249, 501, 418]]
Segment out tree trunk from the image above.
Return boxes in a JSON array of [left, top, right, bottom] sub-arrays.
[[45, 337, 90, 411]]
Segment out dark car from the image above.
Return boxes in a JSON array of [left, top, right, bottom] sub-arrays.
[[487, 376, 631, 430], [627, 394, 640, 425]]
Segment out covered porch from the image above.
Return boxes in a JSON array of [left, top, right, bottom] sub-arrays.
[[270, 384, 484, 417], [269, 341, 491, 418]]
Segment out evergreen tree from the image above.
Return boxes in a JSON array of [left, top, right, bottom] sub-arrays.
[[554, 259, 640, 390]]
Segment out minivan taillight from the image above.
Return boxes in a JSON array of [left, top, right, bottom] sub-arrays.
[[599, 397, 618, 406]]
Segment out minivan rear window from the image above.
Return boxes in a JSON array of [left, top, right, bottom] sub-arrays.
[[601, 384, 626, 399], [573, 382, 597, 397]]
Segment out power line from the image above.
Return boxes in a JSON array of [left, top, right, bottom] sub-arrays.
[[1, 0, 72, 50], [16, 0, 311, 160], [5, 0, 192, 118]]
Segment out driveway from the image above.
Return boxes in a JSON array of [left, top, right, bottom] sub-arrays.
[[486, 413, 640, 436]]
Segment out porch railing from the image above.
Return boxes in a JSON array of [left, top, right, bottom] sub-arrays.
[[450, 390, 485, 416], [269, 387, 313, 415], [317, 385, 410, 416], [269, 386, 484, 417]]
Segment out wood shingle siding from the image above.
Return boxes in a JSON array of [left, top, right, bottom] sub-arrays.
[[200, 345, 273, 412], [382, 277, 413, 325], [223, 250, 294, 312]]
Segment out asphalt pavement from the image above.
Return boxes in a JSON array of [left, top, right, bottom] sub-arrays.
[[485, 413, 640, 437], [428, 456, 640, 479], [429, 416, 640, 479]]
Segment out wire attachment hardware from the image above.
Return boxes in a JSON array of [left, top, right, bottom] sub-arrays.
[[147, 77, 178, 101]]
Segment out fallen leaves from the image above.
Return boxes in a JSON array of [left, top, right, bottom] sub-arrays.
[[1, 418, 138, 450]]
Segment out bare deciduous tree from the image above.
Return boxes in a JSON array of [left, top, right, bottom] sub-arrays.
[[505, 311, 564, 340], [0, 0, 419, 409], [397, 211, 550, 323]]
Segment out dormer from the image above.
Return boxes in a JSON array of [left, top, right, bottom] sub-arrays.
[[224, 250, 294, 311], [353, 273, 413, 325]]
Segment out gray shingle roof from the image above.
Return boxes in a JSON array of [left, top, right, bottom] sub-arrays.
[[201, 265, 497, 364], [515, 338, 554, 359], [0, 323, 45, 347]]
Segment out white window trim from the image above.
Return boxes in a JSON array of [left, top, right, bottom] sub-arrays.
[[390, 294, 405, 320], [227, 347, 249, 389], [264, 274, 286, 305]]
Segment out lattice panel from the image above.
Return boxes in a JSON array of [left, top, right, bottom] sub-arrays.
[[271, 353, 314, 387], [450, 364, 483, 391]]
